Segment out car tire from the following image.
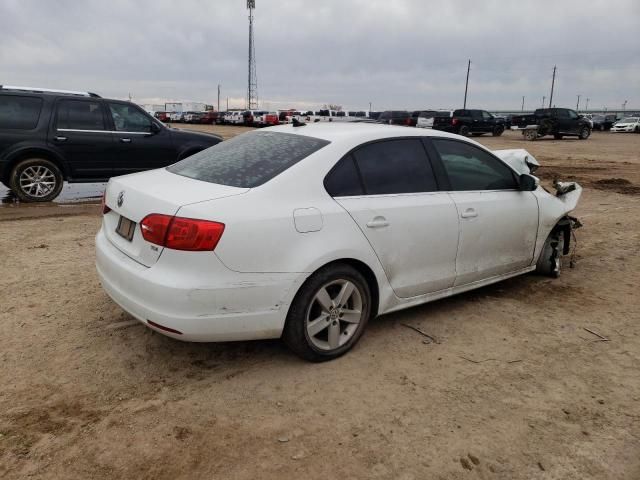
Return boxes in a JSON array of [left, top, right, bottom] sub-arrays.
[[282, 263, 372, 362], [578, 126, 591, 140], [524, 129, 537, 141], [9, 158, 64, 202], [492, 125, 505, 136], [459, 125, 470, 136], [536, 230, 564, 278]]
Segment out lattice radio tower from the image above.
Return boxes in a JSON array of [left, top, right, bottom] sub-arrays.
[[247, 0, 258, 109]]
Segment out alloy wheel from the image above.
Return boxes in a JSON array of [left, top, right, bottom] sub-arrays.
[[19, 165, 57, 198]]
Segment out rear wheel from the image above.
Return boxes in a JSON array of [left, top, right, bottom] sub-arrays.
[[578, 126, 591, 140], [492, 125, 505, 136], [9, 158, 63, 202], [524, 129, 537, 141], [282, 264, 371, 362], [458, 125, 470, 136]]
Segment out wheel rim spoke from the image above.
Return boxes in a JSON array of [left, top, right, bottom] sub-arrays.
[[19, 165, 55, 198], [340, 309, 361, 323], [334, 281, 355, 308], [307, 314, 330, 336], [314, 287, 333, 312], [328, 321, 340, 349]]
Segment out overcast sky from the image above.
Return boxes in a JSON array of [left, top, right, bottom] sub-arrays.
[[1, 0, 639, 111]]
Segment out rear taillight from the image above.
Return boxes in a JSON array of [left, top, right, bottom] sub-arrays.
[[140, 214, 225, 251], [452, 118, 459, 126], [101, 192, 111, 214]]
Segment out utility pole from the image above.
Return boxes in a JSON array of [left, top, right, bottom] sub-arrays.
[[548, 65, 556, 108], [542, 96, 546, 108], [463, 59, 471, 109], [226, 97, 229, 111], [217, 84, 221, 112], [521, 96, 525, 112], [576, 94, 580, 112], [585, 98, 590, 111], [623, 100, 628, 113], [246, 0, 258, 109], [369, 102, 372, 112]]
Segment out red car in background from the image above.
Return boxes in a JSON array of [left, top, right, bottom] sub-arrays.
[[154, 111, 170, 122], [200, 111, 219, 124]]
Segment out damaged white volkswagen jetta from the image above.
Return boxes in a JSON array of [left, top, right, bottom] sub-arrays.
[[96, 123, 581, 361]]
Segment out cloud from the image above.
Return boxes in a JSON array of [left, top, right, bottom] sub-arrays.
[[1, 0, 638, 111]]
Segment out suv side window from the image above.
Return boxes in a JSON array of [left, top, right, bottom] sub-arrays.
[[482, 111, 493, 120], [0, 95, 43, 130], [108, 103, 153, 132], [567, 110, 578, 120], [324, 155, 364, 197], [432, 139, 518, 191], [56, 100, 105, 130], [352, 139, 437, 195], [556, 109, 569, 119]]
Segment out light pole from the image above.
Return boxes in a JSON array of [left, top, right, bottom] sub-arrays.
[[576, 95, 580, 112], [585, 98, 590, 111], [369, 102, 372, 113], [542, 96, 546, 108], [521, 96, 525, 112], [623, 100, 628, 113]]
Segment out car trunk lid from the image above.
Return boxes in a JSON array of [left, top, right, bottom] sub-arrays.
[[103, 168, 248, 267]]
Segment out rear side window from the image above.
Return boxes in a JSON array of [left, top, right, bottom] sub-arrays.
[[352, 139, 437, 195], [432, 139, 517, 191], [0, 95, 43, 130], [168, 131, 330, 187], [324, 155, 364, 197], [56, 100, 105, 130]]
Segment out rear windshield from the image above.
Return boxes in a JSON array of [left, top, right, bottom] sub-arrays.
[[0, 95, 43, 130], [167, 131, 330, 187]]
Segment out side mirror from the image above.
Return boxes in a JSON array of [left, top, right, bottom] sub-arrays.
[[150, 122, 161, 134], [519, 173, 539, 191]]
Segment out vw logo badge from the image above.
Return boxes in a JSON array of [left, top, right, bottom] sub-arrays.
[[117, 191, 125, 208]]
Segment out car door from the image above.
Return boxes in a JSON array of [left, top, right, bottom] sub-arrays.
[[48, 98, 114, 179], [106, 102, 176, 175], [327, 138, 459, 298], [429, 138, 539, 286], [566, 109, 581, 133], [481, 111, 494, 132]]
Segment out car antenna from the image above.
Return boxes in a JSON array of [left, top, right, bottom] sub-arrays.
[[291, 118, 306, 127]]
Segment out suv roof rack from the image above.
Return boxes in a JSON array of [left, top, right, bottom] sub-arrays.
[[0, 85, 101, 98]]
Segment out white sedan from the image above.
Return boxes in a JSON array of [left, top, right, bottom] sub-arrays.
[[610, 117, 640, 133], [96, 123, 581, 361]]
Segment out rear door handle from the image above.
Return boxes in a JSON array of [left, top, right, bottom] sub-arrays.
[[54, 136, 67, 142], [460, 208, 478, 219], [120, 138, 132, 143], [366, 216, 389, 228]]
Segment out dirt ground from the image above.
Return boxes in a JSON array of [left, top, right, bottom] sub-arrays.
[[1, 128, 639, 479]]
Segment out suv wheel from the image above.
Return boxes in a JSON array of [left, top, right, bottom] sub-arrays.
[[524, 129, 537, 141], [578, 126, 591, 140], [282, 264, 371, 362], [492, 125, 505, 136], [459, 125, 470, 136], [9, 158, 63, 202]]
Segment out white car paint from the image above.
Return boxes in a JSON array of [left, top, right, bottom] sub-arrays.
[[96, 123, 581, 344], [610, 117, 640, 133]]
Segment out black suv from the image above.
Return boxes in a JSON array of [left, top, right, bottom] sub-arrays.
[[0, 86, 222, 202]]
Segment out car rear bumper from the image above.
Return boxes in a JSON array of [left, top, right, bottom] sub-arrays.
[[95, 227, 300, 342]]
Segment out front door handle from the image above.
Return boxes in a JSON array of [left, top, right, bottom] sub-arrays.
[[366, 216, 389, 228], [460, 208, 478, 219], [120, 138, 132, 143], [54, 136, 67, 142]]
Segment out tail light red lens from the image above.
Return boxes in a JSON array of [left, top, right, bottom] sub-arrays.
[[140, 214, 225, 251], [452, 118, 459, 126], [101, 192, 111, 214]]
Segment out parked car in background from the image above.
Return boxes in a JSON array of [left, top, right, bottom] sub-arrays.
[[377, 110, 410, 125], [96, 123, 581, 361], [242, 110, 266, 127], [433, 109, 505, 136], [154, 111, 170, 123], [229, 111, 245, 125], [215, 112, 227, 125], [511, 108, 591, 141], [255, 111, 279, 127], [169, 112, 184, 123], [415, 110, 440, 129], [610, 117, 640, 133], [0, 85, 222, 202], [184, 112, 205, 123], [591, 114, 617, 131], [199, 111, 218, 124]]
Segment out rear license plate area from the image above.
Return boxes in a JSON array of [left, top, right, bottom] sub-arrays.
[[116, 216, 136, 241]]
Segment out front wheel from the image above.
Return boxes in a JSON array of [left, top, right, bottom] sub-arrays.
[[9, 158, 64, 202], [458, 125, 470, 136], [578, 126, 591, 140], [282, 264, 371, 362], [492, 125, 505, 136], [524, 129, 537, 141], [536, 231, 564, 278]]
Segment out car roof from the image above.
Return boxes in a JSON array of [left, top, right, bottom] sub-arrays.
[[263, 122, 466, 145]]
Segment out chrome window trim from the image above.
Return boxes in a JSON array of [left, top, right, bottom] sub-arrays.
[[57, 128, 152, 135]]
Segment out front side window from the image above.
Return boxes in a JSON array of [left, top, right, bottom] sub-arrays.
[[352, 139, 437, 195], [432, 139, 517, 191], [56, 100, 105, 130], [482, 111, 493, 120], [168, 131, 330, 187], [567, 110, 578, 120], [0, 95, 43, 130], [108, 103, 153, 132]]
